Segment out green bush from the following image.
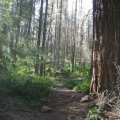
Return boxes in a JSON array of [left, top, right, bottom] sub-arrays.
[[76, 79, 91, 93], [72, 64, 91, 78], [87, 107, 101, 120], [62, 78, 81, 89], [1, 67, 53, 106], [61, 77, 91, 93]]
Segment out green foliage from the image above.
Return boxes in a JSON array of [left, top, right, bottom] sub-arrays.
[[61, 78, 82, 89], [0, 57, 12, 80], [59, 77, 91, 93], [9, 73, 52, 104], [74, 79, 91, 93], [72, 64, 91, 78], [87, 107, 101, 120], [64, 65, 72, 73], [0, 64, 52, 107], [0, 0, 13, 27], [52, 68, 61, 75], [57, 64, 91, 92]]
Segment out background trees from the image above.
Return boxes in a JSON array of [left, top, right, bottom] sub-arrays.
[[0, 0, 93, 113], [0, 0, 93, 76]]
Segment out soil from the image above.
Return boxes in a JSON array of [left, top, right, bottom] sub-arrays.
[[0, 86, 95, 120]]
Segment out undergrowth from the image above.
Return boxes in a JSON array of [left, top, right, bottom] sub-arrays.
[[87, 107, 101, 120], [0, 65, 52, 107], [57, 64, 91, 93], [0, 59, 91, 106], [73, 79, 91, 93], [60, 76, 91, 93], [88, 63, 120, 120]]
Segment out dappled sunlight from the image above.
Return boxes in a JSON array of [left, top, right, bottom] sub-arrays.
[[2, 0, 120, 119]]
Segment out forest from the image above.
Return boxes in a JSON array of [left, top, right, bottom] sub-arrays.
[[0, 0, 120, 120]]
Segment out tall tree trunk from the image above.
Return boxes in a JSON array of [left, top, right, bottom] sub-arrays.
[[71, 0, 77, 72], [46, 2, 54, 54], [53, 0, 59, 68], [91, 0, 120, 93], [62, 0, 68, 68], [56, 0, 62, 68], [35, 0, 44, 74], [27, 0, 33, 35], [13, 0, 23, 67], [40, 0, 48, 75]]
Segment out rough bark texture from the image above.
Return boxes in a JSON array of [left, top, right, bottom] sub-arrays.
[[91, 0, 120, 93]]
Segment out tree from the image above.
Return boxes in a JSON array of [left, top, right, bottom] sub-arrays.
[[0, 0, 93, 78], [90, 0, 120, 93], [71, 0, 78, 72], [27, 0, 34, 35], [40, 0, 49, 75], [35, 0, 44, 74], [0, 0, 13, 68]]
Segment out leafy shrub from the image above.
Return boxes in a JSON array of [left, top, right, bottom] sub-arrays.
[[76, 79, 91, 93], [0, 58, 13, 80], [63, 66, 71, 73], [62, 78, 81, 89], [61, 77, 91, 93], [51, 68, 61, 76], [87, 107, 101, 120], [2, 67, 53, 106], [72, 64, 91, 78]]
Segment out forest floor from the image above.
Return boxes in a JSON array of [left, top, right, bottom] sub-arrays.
[[0, 79, 95, 120]]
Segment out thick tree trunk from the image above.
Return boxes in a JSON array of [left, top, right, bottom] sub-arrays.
[[91, 0, 120, 93]]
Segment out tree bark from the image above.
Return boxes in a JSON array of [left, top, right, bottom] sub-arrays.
[[40, 0, 48, 75], [35, 0, 44, 74], [71, 0, 77, 72], [27, 0, 33, 35], [91, 0, 120, 93]]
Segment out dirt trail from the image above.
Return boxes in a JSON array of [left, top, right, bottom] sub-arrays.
[[0, 87, 94, 120]]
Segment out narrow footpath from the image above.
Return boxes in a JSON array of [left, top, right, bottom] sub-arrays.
[[0, 87, 94, 120]]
